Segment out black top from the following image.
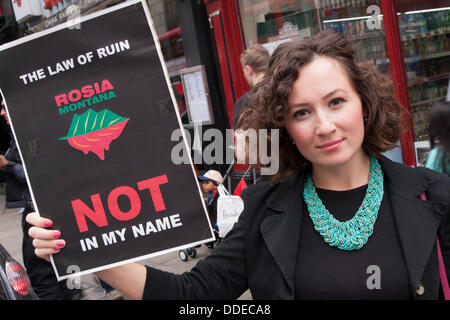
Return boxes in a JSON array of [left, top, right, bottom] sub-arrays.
[[232, 92, 250, 128], [295, 184, 412, 299], [0, 138, 31, 208]]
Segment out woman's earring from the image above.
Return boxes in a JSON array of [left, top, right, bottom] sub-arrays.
[[364, 116, 368, 123]]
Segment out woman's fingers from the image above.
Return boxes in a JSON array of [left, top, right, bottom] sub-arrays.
[[29, 233, 65, 261], [32, 238, 65, 250], [25, 211, 64, 261], [26, 211, 53, 228], [28, 225, 61, 241]]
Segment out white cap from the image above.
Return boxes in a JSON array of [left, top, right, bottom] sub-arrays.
[[197, 170, 223, 184]]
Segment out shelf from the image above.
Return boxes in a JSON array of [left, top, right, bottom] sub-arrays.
[[401, 29, 450, 42], [408, 73, 450, 86], [410, 96, 446, 107], [345, 28, 448, 43], [404, 51, 450, 63], [347, 31, 385, 41], [376, 58, 389, 65]]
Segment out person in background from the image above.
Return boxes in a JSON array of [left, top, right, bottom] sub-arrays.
[[425, 101, 450, 176], [233, 43, 270, 128], [25, 30, 450, 300], [0, 98, 81, 300], [197, 169, 223, 230], [233, 44, 270, 184]]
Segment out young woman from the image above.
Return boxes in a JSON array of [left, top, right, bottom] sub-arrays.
[[26, 30, 450, 300]]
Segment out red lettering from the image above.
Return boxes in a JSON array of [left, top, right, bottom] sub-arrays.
[[94, 82, 100, 94], [71, 175, 169, 232], [101, 79, 114, 91], [54, 79, 114, 107], [81, 85, 95, 98], [68, 89, 82, 102], [72, 194, 108, 233], [55, 94, 69, 107], [137, 174, 168, 212], [107, 186, 141, 221]]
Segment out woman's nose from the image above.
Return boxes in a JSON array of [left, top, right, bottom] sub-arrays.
[[315, 111, 336, 135]]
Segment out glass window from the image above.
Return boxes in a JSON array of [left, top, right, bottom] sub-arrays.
[[147, 0, 187, 119], [238, 0, 403, 162], [238, 1, 388, 72], [319, 0, 389, 74], [238, 0, 320, 53], [396, 0, 450, 147]]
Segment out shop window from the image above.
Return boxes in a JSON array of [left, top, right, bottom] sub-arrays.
[[238, 1, 388, 73], [148, 0, 187, 121], [396, 1, 450, 146]]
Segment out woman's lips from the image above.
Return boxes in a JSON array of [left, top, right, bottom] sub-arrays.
[[317, 139, 344, 152]]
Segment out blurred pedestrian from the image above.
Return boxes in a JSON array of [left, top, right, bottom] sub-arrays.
[[425, 101, 450, 176], [232, 45, 269, 188], [233, 43, 269, 128], [197, 169, 223, 229], [0, 97, 81, 300]]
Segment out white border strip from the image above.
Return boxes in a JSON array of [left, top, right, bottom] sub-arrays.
[[0, 0, 215, 281]]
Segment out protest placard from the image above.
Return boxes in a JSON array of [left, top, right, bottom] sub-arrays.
[[0, 0, 215, 280]]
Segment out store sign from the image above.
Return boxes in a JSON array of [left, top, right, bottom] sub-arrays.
[[279, 22, 311, 40], [279, 22, 299, 39], [0, 0, 214, 280], [11, 0, 42, 23]]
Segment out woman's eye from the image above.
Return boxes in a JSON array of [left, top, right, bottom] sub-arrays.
[[293, 109, 309, 118], [330, 97, 345, 106]]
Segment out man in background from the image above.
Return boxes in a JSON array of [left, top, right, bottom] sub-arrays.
[[232, 43, 269, 128]]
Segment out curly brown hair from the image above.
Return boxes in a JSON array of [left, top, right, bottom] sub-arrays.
[[239, 30, 405, 180]]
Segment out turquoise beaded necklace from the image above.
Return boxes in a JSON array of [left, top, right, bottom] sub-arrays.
[[303, 157, 384, 251]]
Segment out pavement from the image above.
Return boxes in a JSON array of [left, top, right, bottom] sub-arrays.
[[0, 190, 252, 300]]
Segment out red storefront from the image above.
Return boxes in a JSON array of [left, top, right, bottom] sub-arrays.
[[203, 0, 450, 167]]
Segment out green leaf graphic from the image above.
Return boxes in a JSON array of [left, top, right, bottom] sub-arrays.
[[59, 109, 129, 140]]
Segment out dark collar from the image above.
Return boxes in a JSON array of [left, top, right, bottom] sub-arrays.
[[261, 157, 447, 299]]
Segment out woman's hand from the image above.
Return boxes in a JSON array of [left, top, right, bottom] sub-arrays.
[[25, 212, 65, 262], [25, 212, 146, 299], [0, 155, 9, 169]]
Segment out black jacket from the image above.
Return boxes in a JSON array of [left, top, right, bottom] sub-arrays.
[[0, 139, 31, 208], [232, 92, 250, 128], [143, 158, 450, 300]]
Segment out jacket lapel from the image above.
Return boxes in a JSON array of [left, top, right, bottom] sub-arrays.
[[380, 158, 447, 298], [260, 173, 304, 298]]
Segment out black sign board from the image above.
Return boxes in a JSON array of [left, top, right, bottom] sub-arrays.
[[0, 0, 214, 280]]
